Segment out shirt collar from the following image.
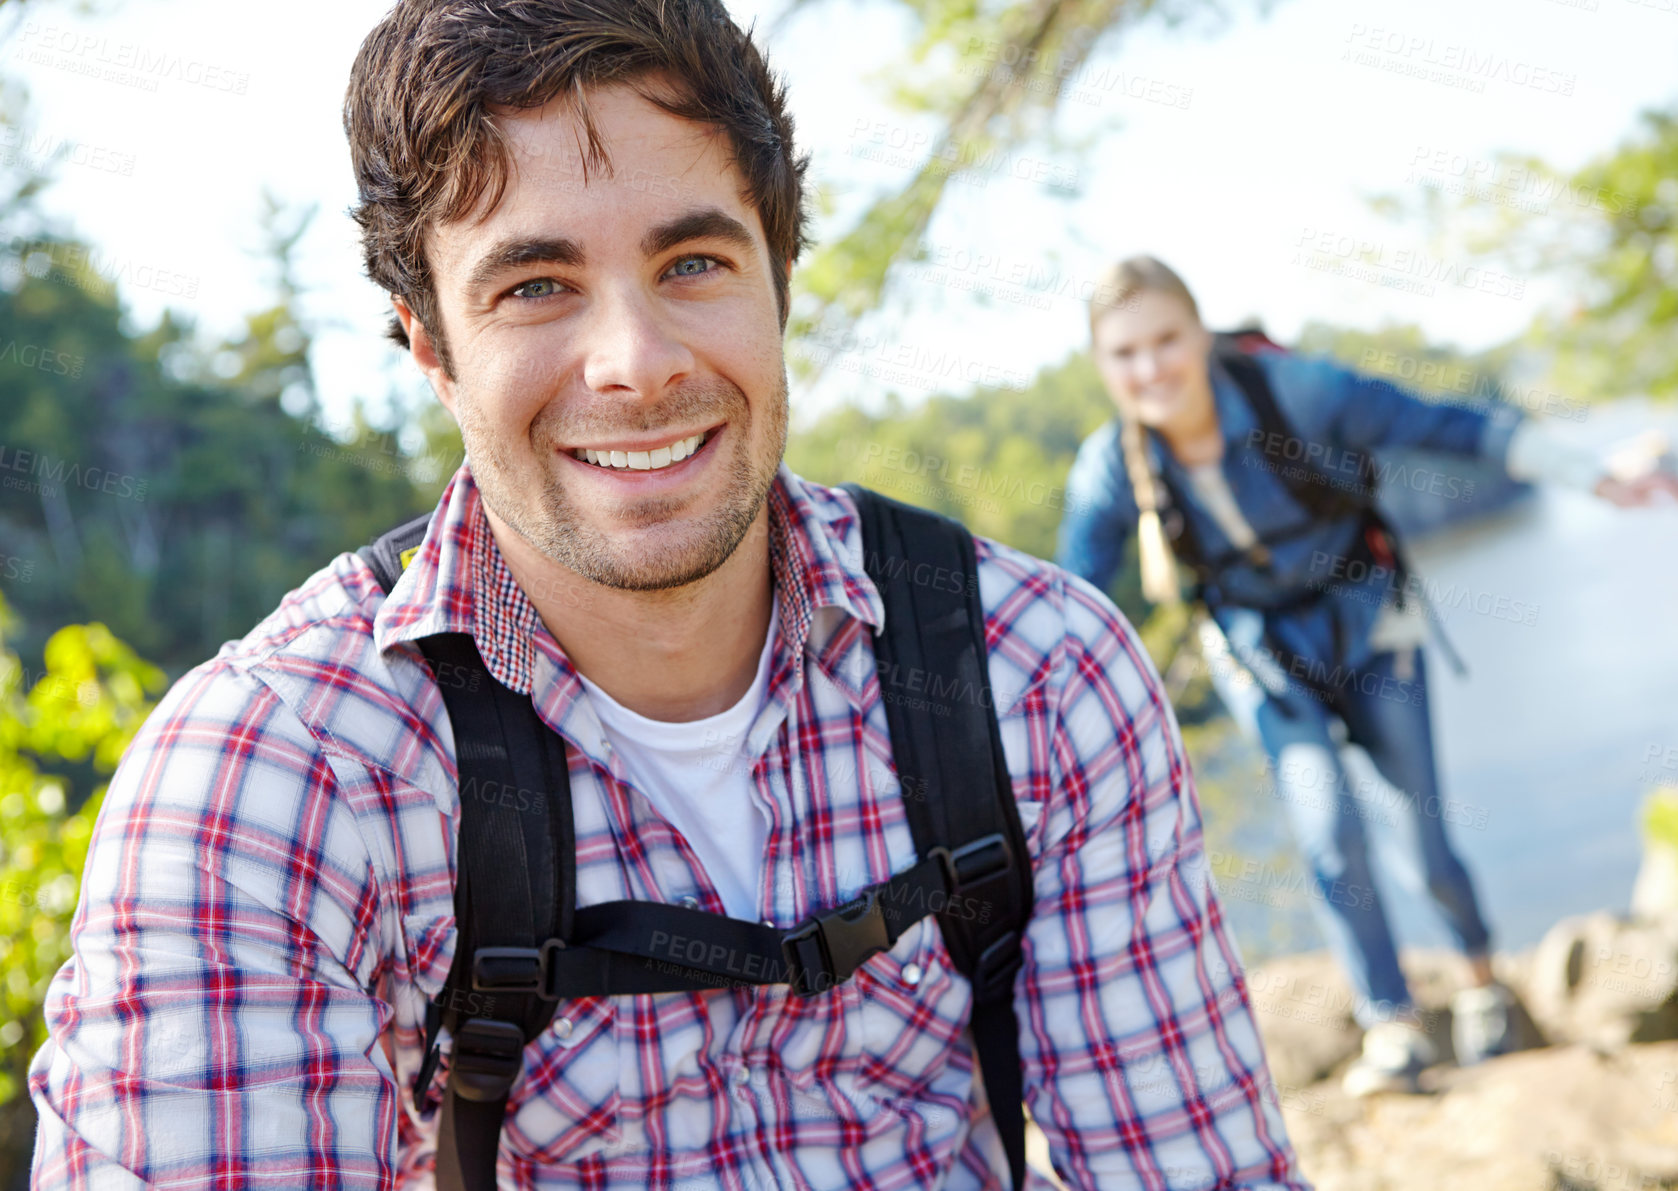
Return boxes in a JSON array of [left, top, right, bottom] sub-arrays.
[[373, 462, 884, 703]]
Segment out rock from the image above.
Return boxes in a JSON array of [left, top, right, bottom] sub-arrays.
[[1243, 951, 1362, 1089], [1278, 1042, 1678, 1191], [1244, 948, 1545, 1082], [1631, 842, 1678, 930], [1028, 944, 1671, 1191], [1527, 913, 1678, 1050]]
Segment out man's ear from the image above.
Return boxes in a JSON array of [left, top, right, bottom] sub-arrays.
[[392, 295, 458, 416]]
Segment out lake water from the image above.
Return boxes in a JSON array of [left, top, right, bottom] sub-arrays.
[[1221, 398, 1678, 959]]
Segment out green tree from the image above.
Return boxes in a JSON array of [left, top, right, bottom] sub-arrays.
[[788, 350, 1110, 558], [1374, 102, 1678, 407], [1520, 107, 1678, 404], [0, 594, 164, 1183], [0, 223, 437, 678], [784, 0, 1280, 379]]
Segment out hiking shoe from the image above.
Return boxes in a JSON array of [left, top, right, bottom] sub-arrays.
[[1451, 983, 1516, 1066], [1342, 1021, 1436, 1097]]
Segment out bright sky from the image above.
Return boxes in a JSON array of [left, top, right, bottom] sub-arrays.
[[6, 0, 1676, 436]]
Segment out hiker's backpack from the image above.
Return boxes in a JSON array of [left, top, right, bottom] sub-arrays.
[[1161, 330, 1387, 606], [1127, 330, 1469, 714], [1138, 330, 1465, 704], [357, 485, 1037, 1191]]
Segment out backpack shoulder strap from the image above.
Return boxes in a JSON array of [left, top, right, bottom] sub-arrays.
[[357, 511, 433, 596], [842, 483, 1035, 1191], [1213, 347, 1374, 522], [422, 629, 572, 1191], [356, 515, 573, 1191]]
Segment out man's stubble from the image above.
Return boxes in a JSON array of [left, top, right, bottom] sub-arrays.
[[457, 371, 790, 593]]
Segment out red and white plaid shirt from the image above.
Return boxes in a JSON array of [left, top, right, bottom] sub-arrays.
[[30, 465, 1306, 1190]]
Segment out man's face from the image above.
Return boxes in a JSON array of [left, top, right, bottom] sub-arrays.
[[1091, 289, 1213, 431], [398, 83, 789, 591]]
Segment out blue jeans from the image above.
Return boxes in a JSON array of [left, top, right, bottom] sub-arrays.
[[1227, 644, 1493, 1028]]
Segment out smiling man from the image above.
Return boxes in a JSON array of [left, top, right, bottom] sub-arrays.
[[28, 3, 1306, 1189]]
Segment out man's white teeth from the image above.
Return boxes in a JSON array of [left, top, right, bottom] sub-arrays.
[[574, 432, 706, 471]]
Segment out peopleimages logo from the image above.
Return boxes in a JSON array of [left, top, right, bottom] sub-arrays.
[[1292, 227, 1528, 300], [8, 237, 200, 301], [16, 23, 251, 94], [0, 444, 147, 501], [0, 340, 83, 378]]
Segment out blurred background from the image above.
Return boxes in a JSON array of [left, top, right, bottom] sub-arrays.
[[1, 0, 1675, 1185]]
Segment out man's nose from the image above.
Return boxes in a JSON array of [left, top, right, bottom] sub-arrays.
[[578, 285, 695, 399]]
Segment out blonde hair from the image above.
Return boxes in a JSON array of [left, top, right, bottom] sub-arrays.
[[1087, 255, 1200, 340], [1087, 256, 1202, 605]]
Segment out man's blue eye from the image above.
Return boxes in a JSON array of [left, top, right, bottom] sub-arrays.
[[512, 278, 560, 300], [671, 256, 714, 277]]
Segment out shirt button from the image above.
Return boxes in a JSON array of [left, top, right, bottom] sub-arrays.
[[732, 1066, 750, 1085], [902, 963, 924, 987], [599, 738, 612, 753], [680, 895, 700, 910], [554, 1016, 573, 1040], [762, 919, 775, 928]]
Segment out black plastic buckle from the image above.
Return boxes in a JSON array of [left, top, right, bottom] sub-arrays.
[[781, 886, 891, 998], [471, 940, 567, 1000], [448, 1017, 526, 1102], [931, 834, 1011, 895]]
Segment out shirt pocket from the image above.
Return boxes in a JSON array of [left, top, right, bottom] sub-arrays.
[[850, 918, 974, 1128], [500, 995, 623, 1165]]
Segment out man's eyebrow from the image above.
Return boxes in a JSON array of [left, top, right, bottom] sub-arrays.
[[464, 236, 584, 296], [641, 208, 756, 259]]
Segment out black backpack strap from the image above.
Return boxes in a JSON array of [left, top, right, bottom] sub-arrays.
[[1145, 344, 1373, 602], [356, 520, 574, 1191], [1215, 346, 1374, 523], [842, 483, 1035, 1191], [421, 631, 573, 1191], [357, 511, 433, 595]]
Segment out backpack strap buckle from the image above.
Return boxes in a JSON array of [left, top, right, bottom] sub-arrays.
[[471, 939, 568, 1000], [782, 886, 891, 998], [931, 833, 1011, 895], [448, 1017, 527, 1102]]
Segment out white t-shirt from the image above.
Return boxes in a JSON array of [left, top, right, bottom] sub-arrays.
[[574, 605, 779, 921]]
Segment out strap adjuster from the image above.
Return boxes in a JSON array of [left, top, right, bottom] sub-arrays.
[[472, 939, 568, 999], [448, 1017, 526, 1102], [781, 886, 891, 998], [931, 834, 1011, 895]]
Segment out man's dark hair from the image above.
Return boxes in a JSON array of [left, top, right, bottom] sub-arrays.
[[344, 0, 810, 377]]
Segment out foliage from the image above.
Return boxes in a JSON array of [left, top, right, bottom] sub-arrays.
[[1530, 107, 1678, 403], [787, 347, 1147, 605], [786, 0, 1270, 381], [0, 594, 164, 1177], [0, 224, 440, 679], [1294, 319, 1514, 392], [1375, 102, 1678, 406], [1646, 787, 1678, 852]]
